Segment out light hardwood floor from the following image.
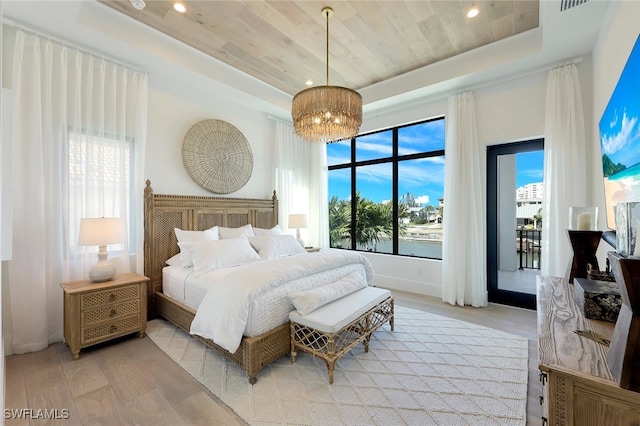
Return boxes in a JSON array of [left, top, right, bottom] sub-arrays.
[[5, 290, 542, 425]]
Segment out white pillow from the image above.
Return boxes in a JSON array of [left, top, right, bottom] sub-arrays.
[[165, 253, 182, 267], [185, 238, 261, 277], [174, 226, 219, 242], [218, 224, 255, 239], [248, 235, 305, 259], [174, 226, 219, 267], [253, 225, 283, 236], [288, 271, 368, 316]]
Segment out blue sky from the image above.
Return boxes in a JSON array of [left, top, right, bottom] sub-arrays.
[[328, 120, 544, 206], [599, 34, 640, 169], [516, 151, 544, 188]]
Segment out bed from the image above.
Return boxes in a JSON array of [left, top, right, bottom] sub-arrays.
[[143, 180, 374, 383]]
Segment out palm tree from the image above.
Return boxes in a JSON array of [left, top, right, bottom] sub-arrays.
[[329, 192, 409, 251], [533, 209, 542, 229], [328, 196, 350, 247]]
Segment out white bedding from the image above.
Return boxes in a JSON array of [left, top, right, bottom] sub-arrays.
[[162, 265, 237, 309], [179, 249, 374, 353]]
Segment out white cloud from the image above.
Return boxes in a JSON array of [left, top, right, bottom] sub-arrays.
[[356, 141, 392, 156], [602, 110, 639, 155], [415, 195, 430, 204]]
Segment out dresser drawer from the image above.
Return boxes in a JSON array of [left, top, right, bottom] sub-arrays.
[[81, 315, 140, 345], [81, 284, 139, 309], [81, 300, 140, 326]]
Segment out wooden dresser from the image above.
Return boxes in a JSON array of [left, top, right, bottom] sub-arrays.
[[61, 272, 149, 359], [537, 275, 640, 425]]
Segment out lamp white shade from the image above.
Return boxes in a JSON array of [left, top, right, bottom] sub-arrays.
[[78, 218, 126, 282], [288, 214, 308, 229], [78, 218, 127, 246], [288, 214, 308, 247]]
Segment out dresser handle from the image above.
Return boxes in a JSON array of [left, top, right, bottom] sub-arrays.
[[109, 293, 116, 302], [110, 308, 117, 317], [109, 324, 117, 333], [542, 416, 548, 425], [539, 395, 544, 405]]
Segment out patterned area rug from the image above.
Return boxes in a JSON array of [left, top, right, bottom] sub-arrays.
[[146, 306, 528, 425]]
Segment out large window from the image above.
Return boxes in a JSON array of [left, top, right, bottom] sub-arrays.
[[328, 118, 445, 259], [68, 131, 135, 252]]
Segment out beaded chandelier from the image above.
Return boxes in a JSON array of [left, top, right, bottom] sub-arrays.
[[291, 7, 362, 144]]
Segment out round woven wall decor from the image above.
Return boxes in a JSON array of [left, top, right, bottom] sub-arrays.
[[182, 119, 253, 194]]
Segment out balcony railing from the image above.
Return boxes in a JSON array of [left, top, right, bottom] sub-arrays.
[[516, 228, 541, 270]]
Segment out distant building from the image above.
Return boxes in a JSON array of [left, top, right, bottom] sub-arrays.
[[516, 182, 543, 200]]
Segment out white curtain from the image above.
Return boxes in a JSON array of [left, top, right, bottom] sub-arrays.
[[541, 64, 586, 278], [442, 91, 487, 307], [274, 121, 329, 248], [7, 30, 148, 354]]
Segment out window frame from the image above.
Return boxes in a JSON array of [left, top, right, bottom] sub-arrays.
[[328, 117, 445, 259]]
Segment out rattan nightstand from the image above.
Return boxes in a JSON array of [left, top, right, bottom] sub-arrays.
[[61, 272, 149, 359]]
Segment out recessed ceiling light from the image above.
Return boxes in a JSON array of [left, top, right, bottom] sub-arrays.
[[306, 80, 313, 86], [129, 0, 146, 10], [174, 3, 186, 13], [467, 7, 479, 18]]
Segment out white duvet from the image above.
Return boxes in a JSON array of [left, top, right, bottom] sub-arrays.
[[189, 249, 374, 353]]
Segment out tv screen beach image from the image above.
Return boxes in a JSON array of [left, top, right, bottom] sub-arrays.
[[599, 35, 640, 229]]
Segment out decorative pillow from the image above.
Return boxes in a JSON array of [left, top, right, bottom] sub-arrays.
[[253, 225, 283, 236], [184, 238, 261, 277], [165, 253, 182, 267], [288, 271, 368, 316], [174, 226, 219, 268], [248, 235, 305, 259], [218, 224, 255, 239]]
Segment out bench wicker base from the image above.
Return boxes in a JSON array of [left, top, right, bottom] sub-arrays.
[[290, 296, 394, 384]]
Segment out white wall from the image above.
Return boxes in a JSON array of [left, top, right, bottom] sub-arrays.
[[144, 87, 276, 200], [592, 1, 640, 264]]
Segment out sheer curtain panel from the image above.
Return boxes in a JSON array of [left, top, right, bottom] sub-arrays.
[[275, 121, 329, 248], [442, 91, 487, 307], [541, 64, 586, 278], [7, 30, 148, 355]]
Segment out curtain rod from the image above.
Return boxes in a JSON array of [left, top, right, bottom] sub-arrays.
[[2, 16, 148, 75], [268, 115, 293, 126], [367, 55, 585, 121], [459, 56, 584, 94]]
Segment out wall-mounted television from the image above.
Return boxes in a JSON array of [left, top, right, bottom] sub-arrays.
[[599, 34, 640, 231]]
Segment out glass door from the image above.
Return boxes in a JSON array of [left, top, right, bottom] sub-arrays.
[[487, 139, 543, 309]]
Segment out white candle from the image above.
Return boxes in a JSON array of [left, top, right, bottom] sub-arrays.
[[577, 212, 592, 230]]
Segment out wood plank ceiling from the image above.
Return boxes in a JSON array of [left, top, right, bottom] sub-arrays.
[[99, 1, 539, 96]]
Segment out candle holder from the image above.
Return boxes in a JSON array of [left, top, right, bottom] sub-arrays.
[[569, 206, 598, 231], [566, 229, 602, 283]]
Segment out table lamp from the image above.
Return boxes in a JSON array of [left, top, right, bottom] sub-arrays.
[[288, 214, 308, 247], [78, 217, 126, 282]]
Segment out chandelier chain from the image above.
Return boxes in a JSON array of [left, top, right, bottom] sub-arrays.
[[325, 8, 330, 86]]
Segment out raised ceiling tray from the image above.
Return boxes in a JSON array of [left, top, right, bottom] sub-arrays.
[[182, 119, 253, 194]]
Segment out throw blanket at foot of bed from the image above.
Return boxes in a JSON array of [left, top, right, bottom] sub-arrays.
[[190, 250, 374, 353], [290, 286, 394, 384]]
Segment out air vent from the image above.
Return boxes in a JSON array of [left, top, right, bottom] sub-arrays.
[[560, 0, 590, 12]]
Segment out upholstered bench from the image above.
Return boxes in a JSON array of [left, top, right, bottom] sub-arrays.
[[289, 286, 394, 384]]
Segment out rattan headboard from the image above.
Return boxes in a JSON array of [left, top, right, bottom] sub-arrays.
[[143, 180, 278, 315]]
